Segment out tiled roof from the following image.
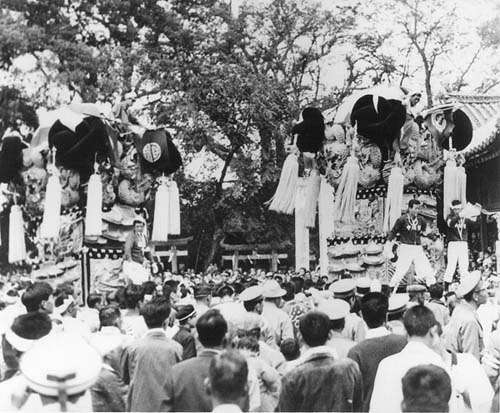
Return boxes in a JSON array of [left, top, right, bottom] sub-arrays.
[[441, 94, 500, 160]]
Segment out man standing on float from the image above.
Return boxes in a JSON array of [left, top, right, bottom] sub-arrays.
[[385, 199, 436, 291], [443, 199, 476, 289]]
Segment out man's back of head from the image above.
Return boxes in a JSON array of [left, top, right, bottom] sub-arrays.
[[21, 282, 54, 313], [360, 292, 389, 329], [429, 284, 444, 301], [207, 350, 248, 409], [401, 364, 451, 412], [140, 297, 170, 329], [99, 305, 122, 329], [196, 309, 228, 348], [403, 305, 437, 338], [299, 311, 330, 347]]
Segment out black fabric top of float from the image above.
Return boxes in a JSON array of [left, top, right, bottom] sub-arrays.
[[48, 116, 109, 183], [441, 109, 473, 151], [0, 135, 28, 183], [139, 129, 182, 175], [292, 108, 325, 153]]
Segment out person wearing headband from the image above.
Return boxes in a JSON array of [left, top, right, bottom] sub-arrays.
[[443, 199, 477, 290]]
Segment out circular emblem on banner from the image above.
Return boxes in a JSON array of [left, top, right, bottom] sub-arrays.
[[142, 143, 162, 163]]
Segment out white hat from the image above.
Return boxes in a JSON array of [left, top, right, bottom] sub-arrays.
[[262, 280, 286, 298], [388, 294, 410, 315], [239, 285, 263, 302], [55, 296, 75, 316], [20, 332, 102, 397], [456, 271, 482, 298], [317, 299, 350, 320]]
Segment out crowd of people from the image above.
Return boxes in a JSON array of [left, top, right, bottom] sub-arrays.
[[0, 266, 499, 412]]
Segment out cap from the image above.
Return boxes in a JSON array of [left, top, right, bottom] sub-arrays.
[[456, 270, 482, 298], [20, 332, 102, 397], [262, 280, 286, 298], [176, 304, 196, 322], [317, 299, 350, 320], [216, 284, 235, 297], [388, 293, 410, 315], [239, 285, 263, 302], [407, 284, 427, 294], [356, 277, 371, 296], [329, 278, 356, 298], [194, 284, 211, 298]]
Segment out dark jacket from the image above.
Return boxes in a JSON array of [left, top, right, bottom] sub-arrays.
[[120, 329, 182, 412], [388, 214, 426, 245], [446, 211, 474, 242], [277, 348, 363, 412], [91, 366, 128, 412], [347, 334, 407, 412], [173, 325, 197, 360], [163, 348, 220, 412]]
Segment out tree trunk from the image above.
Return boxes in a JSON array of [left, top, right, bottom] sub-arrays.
[[202, 227, 225, 271], [425, 72, 433, 107]]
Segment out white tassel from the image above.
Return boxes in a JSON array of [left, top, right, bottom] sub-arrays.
[[168, 180, 180, 235], [152, 177, 170, 241], [40, 164, 61, 239], [334, 155, 360, 223], [9, 205, 26, 263], [443, 157, 458, 217], [383, 166, 404, 232], [268, 153, 298, 214], [304, 170, 321, 228], [456, 165, 467, 206], [319, 176, 335, 276], [85, 171, 102, 237]]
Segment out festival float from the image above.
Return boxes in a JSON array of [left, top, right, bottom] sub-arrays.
[[0, 102, 182, 302], [269, 86, 477, 286]]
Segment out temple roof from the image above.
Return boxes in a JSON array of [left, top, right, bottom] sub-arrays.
[[443, 94, 500, 162]]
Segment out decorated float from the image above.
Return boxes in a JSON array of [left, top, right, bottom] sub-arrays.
[[0, 102, 183, 302], [269, 86, 476, 285]]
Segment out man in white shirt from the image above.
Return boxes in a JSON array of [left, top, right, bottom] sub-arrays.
[[261, 280, 294, 347], [370, 305, 446, 413]]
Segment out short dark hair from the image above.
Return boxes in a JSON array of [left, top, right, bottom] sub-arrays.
[[209, 351, 248, 403], [402, 364, 451, 412], [142, 281, 157, 296], [87, 293, 102, 309], [140, 297, 171, 329], [99, 305, 121, 328], [11, 312, 52, 341], [330, 318, 345, 331], [124, 284, 144, 309], [55, 281, 74, 298], [196, 309, 228, 348], [282, 282, 295, 301], [243, 297, 263, 312], [428, 284, 444, 300], [21, 282, 53, 312], [236, 336, 259, 353], [299, 312, 330, 347], [360, 292, 389, 329], [403, 305, 437, 337], [408, 199, 421, 209], [280, 338, 300, 361]]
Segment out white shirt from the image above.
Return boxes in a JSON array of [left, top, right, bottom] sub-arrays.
[[212, 404, 242, 413], [365, 326, 390, 339], [370, 341, 446, 413]]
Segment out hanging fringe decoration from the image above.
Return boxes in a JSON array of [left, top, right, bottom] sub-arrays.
[[304, 170, 321, 228], [85, 163, 102, 237], [456, 157, 467, 207], [319, 176, 335, 276], [334, 155, 360, 223], [40, 152, 61, 240], [267, 153, 298, 214], [443, 154, 458, 218], [383, 166, 404, 232], [152, 176, 170, 242], [168, 180, 181, 235], [9, 202, 26, 263]]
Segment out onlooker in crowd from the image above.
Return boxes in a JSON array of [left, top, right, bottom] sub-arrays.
[[401, 364, 452, 413], [407, 284, 426, 307], [239, 285, 275, 347], [318, 298, 355, 358], [329, 279, 367, 342], [444, 271, 486, 360], [193, 284, 212, 318], [427, 283, 450, 328], [278, 311, 363, 412], [172, 304, 197, 360], [348, 292, 407, 411], [77, 293, 102, 333], [370, 305, 446, 412], [21, 281, 54, 314], [90, 305, 128, 412], [445, 291, 458, 316], [120, 296, 182, 411], [278, 338, 301, 376], [386, 293, 409, 336], [261, 280, 294, 346], [163, 309, 228, 411], [120, 284, 147, 340], [206, 351, 249, 413]]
